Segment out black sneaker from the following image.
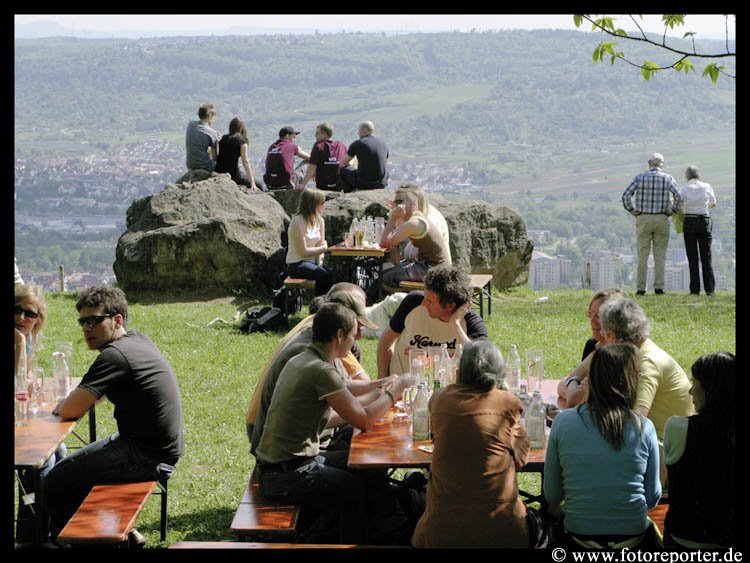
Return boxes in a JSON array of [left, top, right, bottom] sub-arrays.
[[654, 289, 666, 295], [636, 290, 646, 296]]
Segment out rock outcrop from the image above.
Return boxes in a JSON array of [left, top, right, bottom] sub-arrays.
[[114, 176, 533, 295]]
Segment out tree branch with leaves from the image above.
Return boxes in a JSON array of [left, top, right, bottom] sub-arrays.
[[573, 14, 735, 83]]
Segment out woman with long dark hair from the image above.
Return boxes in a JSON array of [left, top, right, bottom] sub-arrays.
[[215, 116, 265, 191], [285, 187, 333, 296], [663, 352, 735, 549], [544, 343, 662, 550]]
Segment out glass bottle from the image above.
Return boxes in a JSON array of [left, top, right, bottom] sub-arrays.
[[507, 344, 522, 395], [526, 390, 547, 449], [451, 343, 463, 384], [53, 350, 70, 401], [412, 383, 430, 441], [15, 361, 30, 427], [518, 383, 530, 428]]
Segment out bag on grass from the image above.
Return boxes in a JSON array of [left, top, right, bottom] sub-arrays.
[[239, 306, 288, 334]]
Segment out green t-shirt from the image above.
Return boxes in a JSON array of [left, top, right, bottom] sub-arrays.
[[255, 343, 347, 463]]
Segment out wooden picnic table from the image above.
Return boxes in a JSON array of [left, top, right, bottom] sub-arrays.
[[327, 243, 389, 301], [14, 377, 96, 547]]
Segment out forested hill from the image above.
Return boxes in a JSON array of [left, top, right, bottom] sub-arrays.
[[15, 29, 735, 167]]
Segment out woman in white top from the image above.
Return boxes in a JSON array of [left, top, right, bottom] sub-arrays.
[[286, 187, 333, 296], [679, 165, 716, 295]]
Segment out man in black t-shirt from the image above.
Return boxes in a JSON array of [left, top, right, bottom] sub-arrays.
[[340, 120, 390, 192], [44, 286, 184, 545]]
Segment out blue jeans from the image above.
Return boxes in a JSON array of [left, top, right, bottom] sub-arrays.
[[287, 260, 334, 296], [42, 433, 176, 538], [257, 451, 368, 543]]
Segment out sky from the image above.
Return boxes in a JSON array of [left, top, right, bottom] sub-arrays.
[[14, 14, 736, 40]]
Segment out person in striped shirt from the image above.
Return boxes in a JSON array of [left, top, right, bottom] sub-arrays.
[[622, 153, 683, 295]]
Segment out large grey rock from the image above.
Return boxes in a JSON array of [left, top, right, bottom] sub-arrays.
[[114, 175, 289, 293], [270, 189, 533, 289], [115, 180, 533, 296]]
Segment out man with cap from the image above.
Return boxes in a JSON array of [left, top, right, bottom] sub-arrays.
[[247, 282, 393, 456], [263, 126, 311, 189], [622, 153, 683, 295]]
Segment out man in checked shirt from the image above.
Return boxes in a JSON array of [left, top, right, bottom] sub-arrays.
[[622, 153, 683, 296]]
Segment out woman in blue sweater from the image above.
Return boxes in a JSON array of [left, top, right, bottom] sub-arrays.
[[544, 342, 662, 550]]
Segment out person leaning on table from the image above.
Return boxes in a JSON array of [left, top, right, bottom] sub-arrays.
[[544, 343, 662, 550], [411, 340, 549, 548], [254, 303, 416, 543], [558, 288, 625, 406], [43, 286, 184, 546], [557, 296, 694, 441]]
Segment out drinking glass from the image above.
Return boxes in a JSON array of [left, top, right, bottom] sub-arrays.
[[525, 348, 544, 393], [408, 349, 427, 386], [27, 367, 42, 414], [393, 375, 415, 421], [344, 232, 354, 248]]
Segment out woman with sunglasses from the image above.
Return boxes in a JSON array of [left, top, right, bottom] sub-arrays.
[[14, 283, 67, 546], [14, 283, 47, 377]]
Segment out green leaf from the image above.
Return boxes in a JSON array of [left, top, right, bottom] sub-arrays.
[[674, 58, 695, 75], [573, 15, 583, 28], [682, 31, 696, 38], [641, 61, 659, 81], [662, 15, 686, 29], [702, 63, 724, 84], [614, 28, 628, 37]]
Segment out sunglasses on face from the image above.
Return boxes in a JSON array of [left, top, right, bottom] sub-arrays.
[[15, 305, 39, 319], [77, 314, 113, 328]]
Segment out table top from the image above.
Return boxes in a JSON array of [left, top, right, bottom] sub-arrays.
[[328, 243, 387, 257], [14, 377, 84, 470], [348, 379, 564, 472]]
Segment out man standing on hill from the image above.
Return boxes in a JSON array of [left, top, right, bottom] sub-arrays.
[[296, 122, 348, 191], [44, 286, 184, 546], [185, 103, 220, 173], [263, 126, 310, 189], [340, 121, 389, 192], [622, 153, 683, 295]]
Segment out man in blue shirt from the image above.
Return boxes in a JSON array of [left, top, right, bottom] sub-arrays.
[[622, 153, 683, 295]]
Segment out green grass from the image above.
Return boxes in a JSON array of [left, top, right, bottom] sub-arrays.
[[18, 288, 735, 546]]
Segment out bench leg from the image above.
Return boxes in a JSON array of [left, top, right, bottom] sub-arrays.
[[158, 481, 168, 541]]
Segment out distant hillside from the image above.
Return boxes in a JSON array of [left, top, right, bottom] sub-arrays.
[[14, 30, 735, 177]]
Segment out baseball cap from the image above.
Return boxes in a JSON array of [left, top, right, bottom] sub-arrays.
[[326, 290, 378, 330], [649, 153, 664, 166], [279, 126, 301, 137]]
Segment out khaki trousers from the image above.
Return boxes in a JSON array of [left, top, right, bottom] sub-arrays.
[[636, 214, 670, 291]]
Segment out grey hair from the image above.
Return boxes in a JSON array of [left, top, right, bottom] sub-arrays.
[[458, 340, 505, 392], [359, 121, 375, 134], [599, 296, 650, 345], [685, 165, 701, 180]]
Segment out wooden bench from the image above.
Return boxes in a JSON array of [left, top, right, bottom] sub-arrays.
[[170, 541, 406, 549], [230, 466, 301, 541], [398, 273, 494, 318], [282, 277, 316, 314], [57, 479, 168, 547], [647, 503, 668, 538]]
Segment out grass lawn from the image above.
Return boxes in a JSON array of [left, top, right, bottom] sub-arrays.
[[17, 287, 735, 546]]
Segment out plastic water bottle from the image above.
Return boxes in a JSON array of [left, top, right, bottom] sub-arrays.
[[53, 351, 70, 401], [412, 383, 430, 441], [526, 390, 547, 449], [518, 383, 530, 428], [507, 344, 522, 395]]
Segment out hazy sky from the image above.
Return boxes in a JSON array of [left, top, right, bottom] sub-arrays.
[[15, 14, 736, 39]]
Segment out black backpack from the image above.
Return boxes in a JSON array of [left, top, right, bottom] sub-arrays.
[[239, 306, 288, 334]]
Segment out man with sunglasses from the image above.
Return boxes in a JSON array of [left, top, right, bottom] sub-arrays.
[[43, 286, 184, 546]]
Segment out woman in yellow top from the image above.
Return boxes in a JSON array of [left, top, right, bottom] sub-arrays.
[[286, 187, 333, 296]]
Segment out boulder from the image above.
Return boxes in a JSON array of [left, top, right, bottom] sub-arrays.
[[114, 178, 533, 296], [114, 175, 289, 294]]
